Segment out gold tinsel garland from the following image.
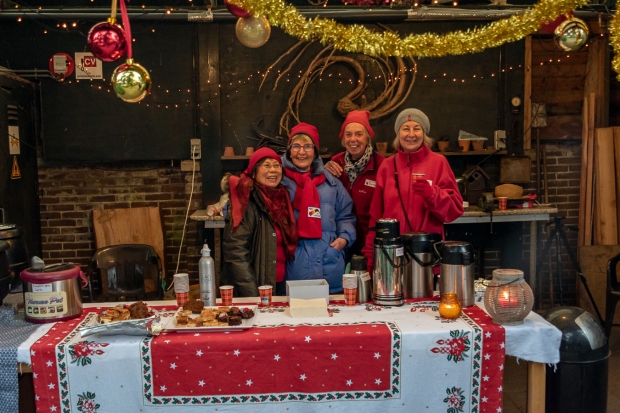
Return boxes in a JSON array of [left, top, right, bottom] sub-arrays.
[[229, 0, 591, 59], [612, 11, 620, 80]]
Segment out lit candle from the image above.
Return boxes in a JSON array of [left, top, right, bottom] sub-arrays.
[[497, 290, 519, 308]]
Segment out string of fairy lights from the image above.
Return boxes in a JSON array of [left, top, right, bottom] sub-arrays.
[[54, 36, 593, 111]]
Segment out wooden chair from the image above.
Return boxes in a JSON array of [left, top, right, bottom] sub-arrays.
[[87, 244, 163, 302], [605, 252, 620, 338]]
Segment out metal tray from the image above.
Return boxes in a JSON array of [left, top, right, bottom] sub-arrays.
[[163, 306, 257, 333]]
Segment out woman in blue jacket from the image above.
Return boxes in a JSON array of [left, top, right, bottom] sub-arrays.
[[281, 122, 356, 293]]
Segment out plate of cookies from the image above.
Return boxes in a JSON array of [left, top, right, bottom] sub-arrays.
[[164, 299, 257, 332], [96, 301, 157, 324]]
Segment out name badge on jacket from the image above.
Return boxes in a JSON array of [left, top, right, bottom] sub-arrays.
[[308, 207, 321, 218], [364, 179, 376, 188]]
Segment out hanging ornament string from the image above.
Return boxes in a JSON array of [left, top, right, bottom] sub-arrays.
[[119, 0, 132, 60], [110, 0, 118, 22], [228, 0, 589, 59]]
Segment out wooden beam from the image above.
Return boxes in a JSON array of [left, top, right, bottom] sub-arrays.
[[584, 36, 608, 128], [578, 97, 588, 247], [584, 92, 596, 246], [523, 36, 532, 150], [594, 127, 617, 245]]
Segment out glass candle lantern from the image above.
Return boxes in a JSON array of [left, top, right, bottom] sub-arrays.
[[439, 292, 462, 319], [483, 269, 534, 326]]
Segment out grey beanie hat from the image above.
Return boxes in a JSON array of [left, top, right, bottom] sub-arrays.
[[394, 108, 430, 135]]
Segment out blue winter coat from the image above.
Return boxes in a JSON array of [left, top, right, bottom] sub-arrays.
[[281, 155, 356, 293]]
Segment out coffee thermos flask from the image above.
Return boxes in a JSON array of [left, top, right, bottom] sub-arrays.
[[401, 232, 441, 299], [372, 218, 406, 306], [435, 241, 475, 307], [350, 255, 372, 304]]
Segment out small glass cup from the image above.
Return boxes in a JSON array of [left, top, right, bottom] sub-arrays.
[[219, 285, 234, 306], [439, 292, 462, 319], [258, 285, 273, 307]]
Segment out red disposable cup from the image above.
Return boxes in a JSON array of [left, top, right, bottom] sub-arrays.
[[258, 285, 273, 307], [219, 285, 234, 306], [498, 197, 508, 211], [343, 288, 357, 306], [176, 292, 189, 307], [412, 173, 425, 182]]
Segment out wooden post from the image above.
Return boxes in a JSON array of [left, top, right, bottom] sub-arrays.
[[527, 362, 546, 413], [523, 36, 532, 150], [594, 127, 617, 245], [578, 97, 588, 247], [584, 93, 596, 246]]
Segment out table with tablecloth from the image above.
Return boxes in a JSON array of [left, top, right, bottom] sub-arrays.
[[17, 298, 561, 413]]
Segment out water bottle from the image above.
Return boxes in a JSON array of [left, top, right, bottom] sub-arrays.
[[199, 243, 216, 306]]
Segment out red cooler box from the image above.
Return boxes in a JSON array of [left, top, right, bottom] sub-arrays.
[[21, 264, 88, 323]]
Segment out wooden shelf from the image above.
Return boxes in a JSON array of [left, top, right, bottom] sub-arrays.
[[222, 153, 333, 161]]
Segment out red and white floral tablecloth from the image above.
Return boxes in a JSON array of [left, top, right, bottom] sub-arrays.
[[28, 301, 505, 413]]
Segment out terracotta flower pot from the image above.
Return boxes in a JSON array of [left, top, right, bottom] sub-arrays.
[[438, 141, 449, 152], [472, 140, 485, 151], [458, 139, 471, 152]]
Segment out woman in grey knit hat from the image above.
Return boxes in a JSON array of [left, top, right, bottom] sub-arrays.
[[361, 108, 464, 272]]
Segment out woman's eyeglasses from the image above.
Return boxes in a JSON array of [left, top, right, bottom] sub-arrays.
[[290, 143, 314, 152], [259, 162, 282, 170]]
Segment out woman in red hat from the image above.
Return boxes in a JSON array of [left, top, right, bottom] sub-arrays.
[[324, 110, 385, 256], [221, 148, 298, 297], [281, 122, 356, 293]]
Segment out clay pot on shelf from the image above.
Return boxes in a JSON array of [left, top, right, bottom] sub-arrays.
[[223, 146, 235, 157], [471, 140, 485, 151], [245, 147, 255, 156], [437, 141, 449, 152], [458, 139, 471, 152]]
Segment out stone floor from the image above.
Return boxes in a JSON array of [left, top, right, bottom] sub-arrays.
[[503, 324, 620, 413]]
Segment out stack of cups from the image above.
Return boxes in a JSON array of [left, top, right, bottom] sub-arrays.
[[342, 274, 358, 306], [219, 285, 234, 306], [173, 273, 190, 307], [258, 285, 273, 307]]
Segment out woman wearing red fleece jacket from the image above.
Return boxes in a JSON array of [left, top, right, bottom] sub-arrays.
[[362, 108, 464, 272]]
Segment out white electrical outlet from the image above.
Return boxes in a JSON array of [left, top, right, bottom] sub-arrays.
[[190, 138, 201, 160]]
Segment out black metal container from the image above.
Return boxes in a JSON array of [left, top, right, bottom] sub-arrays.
[[0, 224, 29, 289], [0, 241, 11, 305]]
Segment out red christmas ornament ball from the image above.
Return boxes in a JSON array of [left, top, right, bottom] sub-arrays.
[[87, 21, 127, 62], [224, 0, 250, 18]]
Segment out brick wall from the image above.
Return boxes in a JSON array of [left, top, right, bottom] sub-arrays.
[[522, 142, 581, 309], [37, 162, 204, 294]]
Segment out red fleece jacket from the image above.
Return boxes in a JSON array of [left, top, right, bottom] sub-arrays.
[[362, 145, 464, 272], [331, 150, 385, 251]]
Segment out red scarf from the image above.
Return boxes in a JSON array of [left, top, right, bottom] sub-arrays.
[[255, 184, 299, 259], [284, 169, 326, 239], [228, 174, 254, 231]]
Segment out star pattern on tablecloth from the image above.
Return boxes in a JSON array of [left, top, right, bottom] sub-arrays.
[[484, 354, 491, 360], [496, 407, 502, 412], [246, 379, 253, 386], [31, 350, 35, 356], [331, 353, 338, 360], [170, 363, 177, 369], [300, 374, 307, 381], [482, 396, 488, 402], [160, 385, 167, 392], [198, 380, 205, 387], [196, 350, 203, 356], [234, 349, 240, 356], [46, 360, 53, 367], [355, 331, 362, 334], [374, 352, 381, 359], [499, 364, 504, 371], [32, 373, 37, 379], [485, 332, 492, 338], [497, 385, 503, 392], [304, 336, 311, 342], [50, 405, 57, 411], [194, 333, 200, 337], [375, 378, 381, 385], [346, 380, 353, 386], [274, 354, 280, 361], [500, 342, 505, 349], [483, 375, 489, 381], [48, 383, 55, 390]]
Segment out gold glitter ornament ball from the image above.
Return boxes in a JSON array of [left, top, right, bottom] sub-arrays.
[[111, 59, 152, 103], [235, 16, 271, 48], [554, 17, 589, 52]]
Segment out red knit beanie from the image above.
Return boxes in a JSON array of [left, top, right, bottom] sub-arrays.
[[338, 110, 375, 139], [289, 122, 320, 147], [243, 147, 281, 176]]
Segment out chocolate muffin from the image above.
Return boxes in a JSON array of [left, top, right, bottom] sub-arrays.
[[183, 299, 205, 314], [217, 312, 228, 323], [229, 307, 241, 316], [240, 308, 255, 319], [227, 315, 242, 326], [129, 301, 149, 319]]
